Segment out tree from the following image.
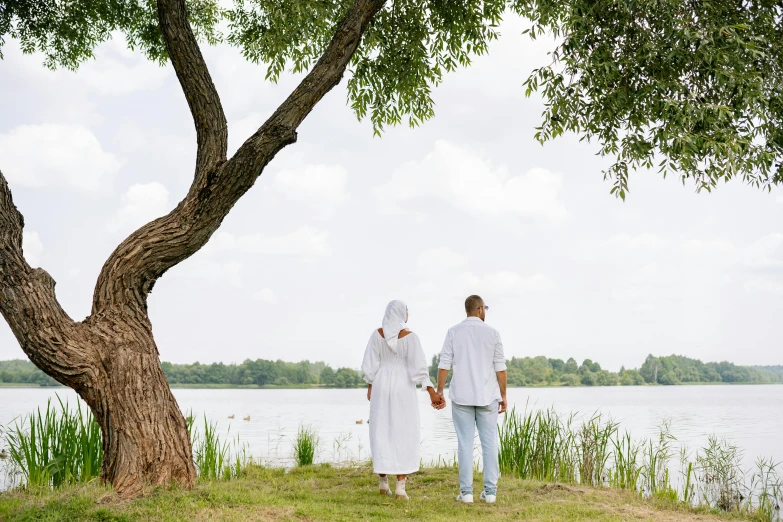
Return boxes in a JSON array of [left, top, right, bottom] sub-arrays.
[[619, 368, 645, 386], [595, 369, 619, 386], [548, 358, 565, 372], [564, 357, 579, 374], [512, 0, 783, 199], [580, 371, 597, 386], [0, 0, 506, 497], [333, 367, 362, 388], [319, 366, 335, 386]]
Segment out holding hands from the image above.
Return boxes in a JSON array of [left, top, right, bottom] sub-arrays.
[[428, 388, 446, 410]]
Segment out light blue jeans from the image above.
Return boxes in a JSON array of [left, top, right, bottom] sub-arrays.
[[451, 400, 499, 496]]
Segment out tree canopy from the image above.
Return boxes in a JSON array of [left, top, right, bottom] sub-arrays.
[[5, 1, 782, 195], [512, 0, 783, 198], [1, 0, 506, 134]]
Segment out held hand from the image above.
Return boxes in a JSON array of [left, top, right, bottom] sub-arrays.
[[437, 393, 446, 410], [428, 389, 445, 410], [367, 384, 372, 401], [498, 397, 507, 415]]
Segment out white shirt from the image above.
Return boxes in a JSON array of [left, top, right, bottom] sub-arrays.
[[438, 317, 507, 407]]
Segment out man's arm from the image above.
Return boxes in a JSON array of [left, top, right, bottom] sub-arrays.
[[437, 369, 449, 396], [497, 370, 507, 414], [494, 331, 508, 414], [436, 330, 453, 399]]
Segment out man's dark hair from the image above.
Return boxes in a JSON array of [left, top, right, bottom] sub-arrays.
[[465, 295, 484, 314]]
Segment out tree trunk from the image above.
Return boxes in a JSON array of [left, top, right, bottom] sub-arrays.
[[79, 314, 195, 497], [1, 0, 387, 498]]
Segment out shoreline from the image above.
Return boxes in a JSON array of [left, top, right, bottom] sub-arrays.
[[0, 465, 759, 522], [1, 382, 781, 390]]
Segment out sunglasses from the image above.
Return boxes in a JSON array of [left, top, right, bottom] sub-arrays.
[[480, 305, 490, 311]]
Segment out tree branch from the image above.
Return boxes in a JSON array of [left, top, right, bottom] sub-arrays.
[[92, 0, 386, 314], [0, 171, 95, 387], [157, 0, 228, 178]]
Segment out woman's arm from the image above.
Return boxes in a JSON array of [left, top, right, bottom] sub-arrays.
[[406, 333, 445, 409], [361, 331, 381, 391]]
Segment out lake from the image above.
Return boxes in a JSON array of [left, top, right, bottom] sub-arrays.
[[1, 385, 781, 489]]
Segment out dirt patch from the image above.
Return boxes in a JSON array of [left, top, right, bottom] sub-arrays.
[[193, 506, 300, 521], [535, 483, 586, 495], [605, 503, 730, 521]]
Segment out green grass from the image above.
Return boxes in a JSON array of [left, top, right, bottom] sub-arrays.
[[498, 408, 782, 521], [189, 415, 247, 481], [0, 464, 762, 522], [293, 425, 319, 467], [5, 396, 102, 489]]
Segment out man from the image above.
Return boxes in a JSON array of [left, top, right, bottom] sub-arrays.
[[437, 295, 507, 504]]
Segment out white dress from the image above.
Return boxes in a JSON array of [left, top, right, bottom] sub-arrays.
[[361, 329, 435, 475]]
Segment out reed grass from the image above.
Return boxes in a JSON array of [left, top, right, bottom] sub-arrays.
[[5, 396, 102, 489], [4, 405, 249, 490], [293, 425, 319, 467], [498, 407, 782, 521], [188, 413, 248, 480]]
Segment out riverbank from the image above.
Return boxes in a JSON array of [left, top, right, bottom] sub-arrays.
[[0, 465, 760, 522], [0, 382, 779, 389]]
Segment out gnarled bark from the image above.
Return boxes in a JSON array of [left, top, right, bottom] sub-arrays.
[[0, 0, 387, 498]]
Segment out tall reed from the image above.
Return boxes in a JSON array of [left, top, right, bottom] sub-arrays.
[[190, 415, 247, 480], [499, 407, 782, 522], [609, 431, 642, 491], [499, 407, 576, 483], [293, 425, 319, 467], [5, 396, 102, 489]]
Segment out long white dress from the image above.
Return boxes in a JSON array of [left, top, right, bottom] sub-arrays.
[[361, 329, 434, 475]]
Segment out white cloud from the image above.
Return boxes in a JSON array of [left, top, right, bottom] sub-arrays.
[[108, 183, 171, 233], [203, 228, 330, 257], [744, 233, 783, 271], [78, 56, 169, 96], [0, 124, 123, 191], [174, 260, 243, 287], [743, 278, 783, 296], [252, 288, 278, 304], [681, 239, 736, 257], [273, 164, 348, 218], [602, 233, 668, 251], [458, 271, 554, 296], [22, 230, 43, 267], [417, 247, 466, 273], [376, 140, 568, 222], [228, 112, 263, 156]]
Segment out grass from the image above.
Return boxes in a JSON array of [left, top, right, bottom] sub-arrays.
[[498, 407, 782, 521], [0, 464, 764, 522], [3, 401, 779, 521], [5, 405, 250, 490], [188, 415, 247, 481], [293, 425, 319, 467], [4, 397, 102, 489]]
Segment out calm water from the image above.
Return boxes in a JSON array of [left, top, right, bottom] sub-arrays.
[[1, 385, 781, 488]]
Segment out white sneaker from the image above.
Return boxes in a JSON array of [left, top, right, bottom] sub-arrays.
[[480, 491, 496, 503], [456, 492, 474, 503]]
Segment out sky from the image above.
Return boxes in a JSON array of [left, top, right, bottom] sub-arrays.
[[1, 14, 782, 372]]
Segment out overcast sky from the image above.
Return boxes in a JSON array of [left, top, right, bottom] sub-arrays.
[[1, 14, 781, 372]]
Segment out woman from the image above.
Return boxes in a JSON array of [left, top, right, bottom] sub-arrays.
[[361, 300, 444, 500]]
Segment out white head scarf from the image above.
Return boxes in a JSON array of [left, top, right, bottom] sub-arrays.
[[381, 300, 408, 353]]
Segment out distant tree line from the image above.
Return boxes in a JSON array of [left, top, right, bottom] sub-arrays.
[[160, 359, 364, 388], [428, 354, 783, 387], [0, 359, 59, 386], [639, 356, 783, 385], [1, 355, 781, 388], [0, 359, 363, 388]]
